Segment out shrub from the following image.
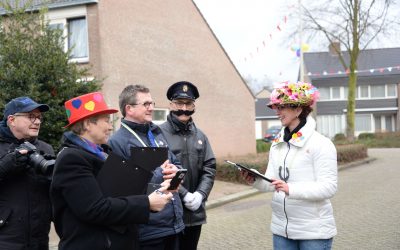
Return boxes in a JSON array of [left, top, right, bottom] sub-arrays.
[[356, 132, 400, 147], [336, 144, 368, 164], [333, 133, 346, 141], [216, 143, 368, 183], [216, 153, 269, 184], [373, 132, 400, 139], [256, 139, 271, 153], [358, 133, 375, 140]]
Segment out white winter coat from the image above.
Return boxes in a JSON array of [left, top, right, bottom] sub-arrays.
[[254, 116, 337, 240]]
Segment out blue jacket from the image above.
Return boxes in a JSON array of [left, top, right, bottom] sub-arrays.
[[108, 119, 184, 241]]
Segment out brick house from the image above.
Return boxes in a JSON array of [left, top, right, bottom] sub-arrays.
[[2, 0, 256, 157]]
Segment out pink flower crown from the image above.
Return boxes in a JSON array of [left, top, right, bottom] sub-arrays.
[[268, 81, 319, 107]]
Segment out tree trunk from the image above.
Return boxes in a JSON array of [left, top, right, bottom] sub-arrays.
[[346, 70, 357, 142], [346, 0, 359, 142]]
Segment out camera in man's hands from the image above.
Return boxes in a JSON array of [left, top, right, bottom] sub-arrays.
[[16, 141, 55, 176]]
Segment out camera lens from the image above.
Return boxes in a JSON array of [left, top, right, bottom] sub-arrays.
[[29, 153, 55, 176]]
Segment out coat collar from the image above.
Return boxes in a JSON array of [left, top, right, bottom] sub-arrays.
[[272, 116, 316, 148], [121, 119, 160, 134], [167, 114, 194, 133]]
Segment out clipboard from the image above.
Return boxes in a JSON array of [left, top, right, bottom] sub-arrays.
[[96, 152, 153, 197], [225, 160, 273, 183], [129, 147, 168, 172]]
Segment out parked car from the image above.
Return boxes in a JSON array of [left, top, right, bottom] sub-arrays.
[[263, 126, 281, 142]]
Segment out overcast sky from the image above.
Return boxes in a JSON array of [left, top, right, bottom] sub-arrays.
[[193, 0, 400, 91], [193, 0, 303, 89]]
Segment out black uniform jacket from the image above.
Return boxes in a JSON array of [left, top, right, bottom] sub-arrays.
[[50, 135, 150, 250], [0, 126, 54, 250], [160, 114, 216, 226]]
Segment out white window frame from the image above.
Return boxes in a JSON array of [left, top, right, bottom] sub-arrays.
[[47, 6, 89, 63], [355, 113, 373, 135], [370, 85, 386, 98], [67, 17, 89, 62], [330, 86, 341, 100], [316, 114, 345, 138], [357, 85, 370, 99], [318, 87, 330, 101], [386, 84, 398, 97]]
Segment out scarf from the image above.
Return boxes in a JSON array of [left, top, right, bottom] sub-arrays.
[[63, 131, 107, 160], [283, 118, 307, 142]]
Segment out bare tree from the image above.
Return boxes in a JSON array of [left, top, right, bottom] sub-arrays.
[[299, 0, 398, 141]]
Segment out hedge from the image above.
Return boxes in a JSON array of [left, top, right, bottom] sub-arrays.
[[216, 144, 367, 184]]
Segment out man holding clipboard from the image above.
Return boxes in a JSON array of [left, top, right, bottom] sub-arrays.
[[109, 85, 184, 250]]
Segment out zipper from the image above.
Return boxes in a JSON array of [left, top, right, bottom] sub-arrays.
[[283, 142, 290, 238], [182, 135, 193, 225]]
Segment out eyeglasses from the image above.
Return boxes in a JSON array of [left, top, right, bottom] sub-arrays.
[[131, 101, 155, 109], [13, 113, 44, 123], [172, 101, 195, 109]]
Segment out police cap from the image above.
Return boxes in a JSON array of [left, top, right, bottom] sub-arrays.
[[166, 81, 200, 101]]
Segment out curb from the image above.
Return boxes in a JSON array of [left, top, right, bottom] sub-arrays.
[[206, 157, 377, 210], [337, 157, 376, 171], [206, 188, 260, 210]]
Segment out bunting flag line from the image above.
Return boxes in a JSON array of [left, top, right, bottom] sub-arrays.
[[241, 14, 289, 63], [307, 65, 400, 77]]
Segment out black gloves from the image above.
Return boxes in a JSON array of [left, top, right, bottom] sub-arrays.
[[0, 150, 29, 181]]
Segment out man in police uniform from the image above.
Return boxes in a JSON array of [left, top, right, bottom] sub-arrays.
[[160, 81, 216, 250]]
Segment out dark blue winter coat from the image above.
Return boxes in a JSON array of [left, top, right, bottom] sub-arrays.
[[108, 119, 184, 241]]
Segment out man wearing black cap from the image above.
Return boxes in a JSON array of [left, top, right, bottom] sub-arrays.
[[160, 81, 216, 250], [0, 97, 54, 250]]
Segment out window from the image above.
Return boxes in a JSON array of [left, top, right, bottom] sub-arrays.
[[68, 17, 88, 60], [355, 114, 371, 132], [385, 115, 393, 132], [316, 115, 344, 138], [318, 86, 347, 101], [49, 23, 63, 31], [374, 115, 381, 131], [152, 109, 168, 125], [318, 84, 396, 101], [331, 87, 341, 99], [343, 86, 348, 99], [387, 84, 397, 97], [319, 87, 330, 100], [359, 86, 369, 98], [371, 85, 385, 98], [48, 23, 64, 48]]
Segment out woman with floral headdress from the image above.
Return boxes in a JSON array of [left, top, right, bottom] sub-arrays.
[[242, 81, 337, 250]]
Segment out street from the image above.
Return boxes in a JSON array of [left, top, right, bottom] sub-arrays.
[[198, 148, 400, 250]]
